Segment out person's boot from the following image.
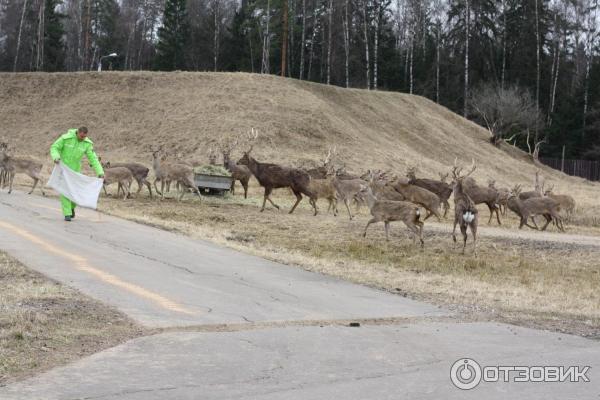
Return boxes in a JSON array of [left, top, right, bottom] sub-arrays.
[[64, 216, 72, 222]]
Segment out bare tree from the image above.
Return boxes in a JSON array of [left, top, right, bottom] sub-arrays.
[[463, 0, 470, 117], [469, 83, 542, 145], [299, 0, 307, 79], [362, 0, 371, 89], [13, 0, 29, 71], [326, 0, 333, 84], [342, 0, 350, 87]]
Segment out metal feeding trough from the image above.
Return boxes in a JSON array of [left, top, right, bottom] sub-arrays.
[[194, 173, 233, 196]]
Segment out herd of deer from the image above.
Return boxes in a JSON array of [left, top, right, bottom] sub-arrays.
[[0, 133, 577, 254]]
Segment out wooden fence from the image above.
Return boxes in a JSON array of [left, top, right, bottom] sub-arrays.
[[539, 158, 600, 181]]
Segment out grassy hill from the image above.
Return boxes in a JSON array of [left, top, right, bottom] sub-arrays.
[[1, 71, 598, 206]]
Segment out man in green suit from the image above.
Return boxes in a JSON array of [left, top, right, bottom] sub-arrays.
[[50, 127, 104, 221]]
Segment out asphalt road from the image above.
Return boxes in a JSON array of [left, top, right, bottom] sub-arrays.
[[1, 191, 599, 399]]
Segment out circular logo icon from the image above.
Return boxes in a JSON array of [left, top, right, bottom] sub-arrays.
[[450, 358, 482, 390]]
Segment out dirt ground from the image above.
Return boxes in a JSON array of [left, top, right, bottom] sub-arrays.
[[0, 251, 145, 385]]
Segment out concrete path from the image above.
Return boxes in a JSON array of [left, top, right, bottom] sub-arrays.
[[1, 191, 599, 399]]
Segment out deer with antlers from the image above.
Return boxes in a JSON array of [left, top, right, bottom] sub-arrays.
[[487, 179, 510, 216], [219, 137, 252, 198], [0, 142, 45, 196], [544, 184, 576, 218], [461, 177, 502, 225], [507, 184, 564, 232], [305, 146, 336, 179], [359, 172, 424, 246], [151, 146, 201, 201], [237, 129, 317, 214], [451, 159, 478, 254], [388, 175, 442, 221], [406, 166, 453, 217], [519, 170, 544, 201]]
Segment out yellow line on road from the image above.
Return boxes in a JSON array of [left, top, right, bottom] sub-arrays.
[[0, 221, 195, 315]]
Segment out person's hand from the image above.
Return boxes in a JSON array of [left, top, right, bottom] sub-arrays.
[[54, 159, 60, 164]]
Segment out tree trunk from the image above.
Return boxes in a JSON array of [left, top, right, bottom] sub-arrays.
[[436, 22, 440, 103], [262, 0, 271, 74], [307, 2, 318, 80], [501, 0, 506, 89], [299, 0, 306, 79], [289, 0, 294, 77], [373, 0, 380, 90], [463, 0, 470, 117], [363, 0, 370, 89], [409, 39, 414, 94], [35, 0, 44, 71], [342, 0, 350, 88], [534, 0, 540, 142], [214, 0, 220, 72], [326, 0, 333, 84], [249, 28, 255, 73], [84, 0, 92, 69], [281, 0, 289, 76], [13, 0, 29, 72]]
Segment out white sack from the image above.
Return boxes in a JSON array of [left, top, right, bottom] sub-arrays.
[[47, 162, 103, 210]]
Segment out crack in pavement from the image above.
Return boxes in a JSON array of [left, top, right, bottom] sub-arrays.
[[151, 315, 459, 335]]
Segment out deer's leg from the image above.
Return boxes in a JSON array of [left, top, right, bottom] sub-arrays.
[[443, 201, 449, 218], [470, 222, 477, 254], [494, 205, 502, 225], [261, 187, 273, 211], [344, 198, 353, 220], [362, 218, 377, 237], [178, 182, 185, 201], [243, 180, 249, 199], [144, 181, 153, 199], [265, 190, 280, 209], [154, 179, 162, 196], [333, 197, 338, 216], [487, 204, 494, 224], [28, 178, 38, 195], [460, 224, 468, 254], [556, 215, 565, 232], [416, 220, 424, 247], [135, 179, 143, 195], [8, 172, 14, 194], [540, 214, 552, 231], [384, 221, 390, 241], [289, 190, 303, 214], [423, 210, 433, 221], [452, 218, 458, 244], [310, 198, 318, 216], [122, 182, 130, 198], [160, 181, 166, 200]]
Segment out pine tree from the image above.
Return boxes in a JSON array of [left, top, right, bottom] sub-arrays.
[[154, 0, 189, 71], [43, 0, 65, 72]]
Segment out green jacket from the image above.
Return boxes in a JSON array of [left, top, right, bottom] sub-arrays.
[[50, 129, 104, 176]]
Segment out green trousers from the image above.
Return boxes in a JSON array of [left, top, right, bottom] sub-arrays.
[[60, 195, 76, 217]]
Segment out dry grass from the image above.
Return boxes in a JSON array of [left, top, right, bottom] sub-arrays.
[[0, 252, 145, 384], [1, 71, 600, 226], [97, 185, 600, 339]]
